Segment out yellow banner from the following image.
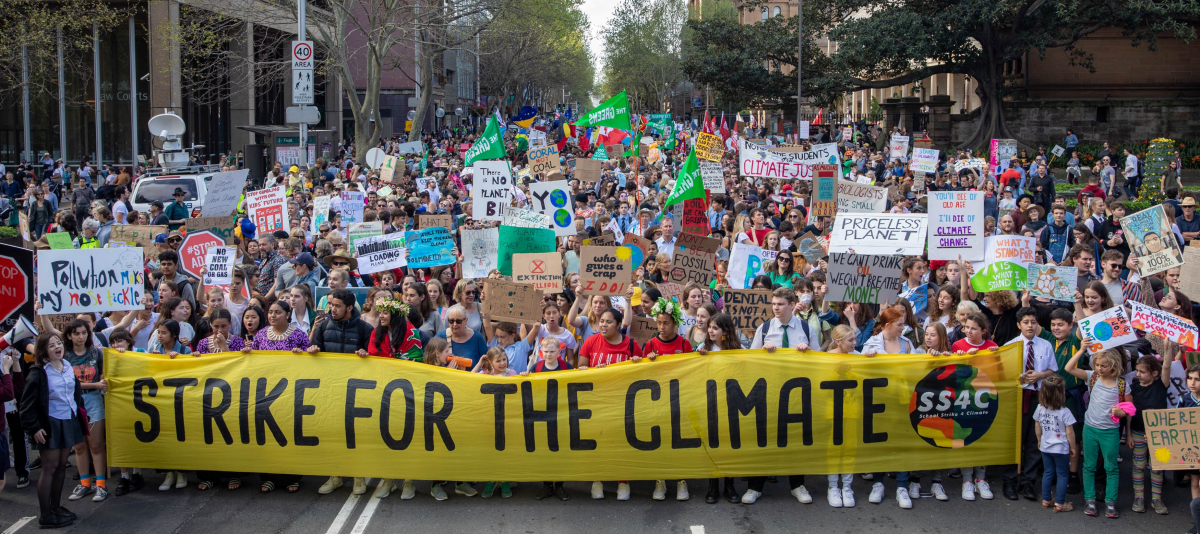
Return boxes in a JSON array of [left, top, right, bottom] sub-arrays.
[[104, 346, 1021, 481]]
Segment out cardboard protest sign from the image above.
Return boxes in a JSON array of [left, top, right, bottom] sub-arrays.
[[620, 233, 652, 271], [417, 213, 453, 230], [795, 232, 827, 263], [603, 144, 625, 160], [970, 235, 1036, 292], [575, 158, 602, 182], [695, 133, 724, 161], [889, 135, 910, 162], [578, 246, 632, 296], [46, 233, 72, 250], [1122, 205, 1184, 276], [36, 248, 145, 314], [1027, 264, 1077, 302], [629, 316, 660, 345], [1078, 305, 1137, 352], [836, 182, 887, 213], [379, 154, 400, 182], [203, 246, 236, 286], [829, 213, 928, 256], [109, 224, 166, 262], [699, 161, 724, 193], [1182, 247, 1200, 298], [404, 227, 456, 269], [681, 198, 710, 236], [583, 232, 619, 247], [498, 226, 557, 276], [503, 208, 552, 229], [481, 280, 543, 324], [928, 191, 985, 261], [1130, 301, 1200, 350], [513, 252, 563, 293], [739, 140, 841, 180], [810, 164, 838, 218], [354, 232, 407, 274], [528, 145, 561, 176], [720, 289, 773, 336], [825, 253, 903, 304], [528, 181, 575, 236], [339, 191, 365, 224], [18, 211, 29, 241], [1144, 408, 1200, 470], [201, 169, 249, 217], [664, 232, 721, 287], [473, 161, 512, 221], [657, 282, 683, 300], [187, 216, 237, 244], [910, 148, 939, 174]]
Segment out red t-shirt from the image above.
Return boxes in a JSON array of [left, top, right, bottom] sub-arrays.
[[643, 335, 693, 356], [999, 169, 1021, 189], [748, 227, 772, 246], [951, 338, 999, 353], [579, 333, 642, 367]]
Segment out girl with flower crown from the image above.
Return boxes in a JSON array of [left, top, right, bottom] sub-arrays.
[[365, 298, 425, 361], [641, 298, 693, 502]]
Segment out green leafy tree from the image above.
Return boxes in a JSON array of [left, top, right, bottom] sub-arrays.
[[479, 0, 594, 114], [600, 0, 687, 112]]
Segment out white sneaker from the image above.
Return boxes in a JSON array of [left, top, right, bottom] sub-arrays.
[[92, 486, 108, 502], [591, 481, 604, 499], [676, 480, 689, 501], [896, 488, 912, 509], [159, 471, 176, 491], [907, 482, 921, 499], [861, 473, 874, 480], [352, 477, 368, 495], [791, 485, 812, 504], [962, 481, 976, 501], [175, 471, 187, 489], [741, 489, 762, 504], [319, 476, 343, 495], [617, 482, 631, 501], [69, 484, 93, 501], [431, 483, 448, 501], [653, 480, 667, 501], [930, 483, 948, 501], [868, 482, 885, 503], [828, 487, 843, 507], [454, 482, 477, 496], [400, 480, 416, 500], [975, 479, 993, 500], [373, 479, 395, 499], [841, 487, 856, 507]]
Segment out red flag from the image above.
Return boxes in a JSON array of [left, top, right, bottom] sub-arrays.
[[719, 112, 729, 141], [811, 108, 824, 126], [701, 110, 710, 133]]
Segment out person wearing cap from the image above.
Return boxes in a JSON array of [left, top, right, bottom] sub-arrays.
[[1177, 197, 1200, 244], [267, 237, 306, 300], [164, 187, 189, 231], [288, 252, 320, 297]]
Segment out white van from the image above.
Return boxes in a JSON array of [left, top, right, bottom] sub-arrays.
[[129, 166, 220, 217]]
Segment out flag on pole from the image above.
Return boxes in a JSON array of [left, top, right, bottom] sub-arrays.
[[719, 112, 729, 141], [464, 118, 506, 166], [575, 90, 632, 130], [664, 146, 704, 207], [812, 108, 824, 126]]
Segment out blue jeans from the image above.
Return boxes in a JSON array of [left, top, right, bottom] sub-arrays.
[[1042, 452, 1070, 504]]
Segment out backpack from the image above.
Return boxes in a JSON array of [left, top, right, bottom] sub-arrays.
[[1086, 371, 1128, 403], [755, 319, 812, 347], [1135, 157, 1143, 178]]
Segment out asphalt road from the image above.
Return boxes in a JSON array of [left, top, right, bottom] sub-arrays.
[[1, 450, 1196, 533]]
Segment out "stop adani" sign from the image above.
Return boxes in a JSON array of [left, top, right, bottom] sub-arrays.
[[179, 230, 226, 279], [0, 243, 33, 329]]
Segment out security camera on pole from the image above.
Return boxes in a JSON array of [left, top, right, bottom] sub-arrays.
[[291, 0, 315, 171]]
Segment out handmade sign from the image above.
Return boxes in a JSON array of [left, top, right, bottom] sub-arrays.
[[836, 182, 887, 213], [575, 159, 602, 182], [910, 148, 939, 174], [795, 232, 827, 263], [579, 246, 632, 296], [178, 231, 224, 279], [46, 233, 73, 250], [404, 227, 456, 269], [620, 233, 652, 271], [1182, 247, 1200, 298], [459, 227, 499, 278], [583, 232, 619, 247], [899, 283, 929, 315], [681, 198, 710, 236], [36, 248, 145, 314], [889, 135, 910, 162], [528, 180, 575, 236], [989, 139, 1018, 172], [311, 195, 331, 235], [347, 221, 383, 251], [1130, 301, 1200, 350], [379, 154, 399, 182], [727, 244, 772, 289], [497, 226, 557, 276], [1122, 205, 1184, 276], [695, 133, 724, 161], [738, 139, 841, 180], [417, 213, 453, 230], [825, 253, 903, 304], [109, 224, 166, 263], [339, 191, 365, 224], [1078, 305, 1137, 352], [473, 161, 512, 221], [810, 164, 838, 218], [954, 159, 987, 173], [482, 280, 544, 324], [188, 216, 237, 244], [719, 289, 774, 336], [513, 252, 563, 293], [657, 282, 683, 300], [528, 145, 561, 176], [1052, 145, 1065, 158], [354, 232, 408, 274], [971, 235, 1037, 293], [928, 191, 985, 261], [1144, 408, 1200, 470], [201, 169, 249, 217], [1026, 264, 1077, 302], [629, 316, 660, 345], [699, 162, 725, 193], [203, 246, 236, 286], [503, 208, 552, 229], [664, 232, 721, 287], [828, 214, 928, 256]]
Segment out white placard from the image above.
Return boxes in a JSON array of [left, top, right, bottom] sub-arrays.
[[727, 244, 773, 289], [460, 228, 500, 279], [201, 169, 248, 217], [700, 161, 725, 193], [203, 246, 236, 286], [246, 186, 289, 234], [527, 180, 575, 236], [927, 191, 985, 261], [889, 135, 910, 162], [340, 191, 365, 224], [1052, 145, 1065, 158], [828, 213, 928, 256], [1079, 306, 1138, 353], [503, 208, 552, 229], [910, 148, 940, 174], [37, 249, 146, 314], [836, 181, 888, 213], [473, 161, 512, 221], [354, 232, 408, 274], [738, 139, 842, 180], [311, 195, 331, 234]]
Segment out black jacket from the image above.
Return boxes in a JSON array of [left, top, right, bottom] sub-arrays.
[[19, 364, 87, 441], [310, 306, 373, 354]]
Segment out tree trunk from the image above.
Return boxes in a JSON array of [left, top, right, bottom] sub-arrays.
[[957, 29, 1021, 150], [408, 46, 437, 143]]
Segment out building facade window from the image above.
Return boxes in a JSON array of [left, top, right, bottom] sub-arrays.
[[773, 6, 781, 17]]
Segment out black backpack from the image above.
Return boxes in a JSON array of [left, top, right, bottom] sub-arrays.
[[755, 319, 813, 347]]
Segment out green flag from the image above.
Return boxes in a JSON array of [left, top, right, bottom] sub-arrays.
[[464, 118, 505, 166], [665, 147, 704, 207], [649, 113, 672, 135], [575, 90, 631, 130], [592, 145, 608, 160], [419, 151, 428, 176]]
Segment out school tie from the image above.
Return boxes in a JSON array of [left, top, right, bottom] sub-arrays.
[[1025, 341, 1036, 389], [780, 324, 790, 349]]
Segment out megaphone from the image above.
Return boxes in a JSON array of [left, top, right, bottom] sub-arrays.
[[0, 316, 38, 352]]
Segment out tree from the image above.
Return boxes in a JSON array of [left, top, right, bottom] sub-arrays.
[[601, 0, 688, 112], [169, 5, 292, 107]]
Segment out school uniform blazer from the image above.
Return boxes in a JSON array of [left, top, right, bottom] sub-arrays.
[[18, 364, 87, 442]]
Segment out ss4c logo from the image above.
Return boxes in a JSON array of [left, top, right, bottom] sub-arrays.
[[909, 365, 998, 449]]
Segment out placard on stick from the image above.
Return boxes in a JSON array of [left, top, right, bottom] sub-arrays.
[[482, 280, 543, 324], [512, 252, 563, 293], [578, 246, 631, 296]]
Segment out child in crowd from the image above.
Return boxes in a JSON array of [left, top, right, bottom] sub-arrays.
[[1065, 346, 1127, 518], [1129, 346, 1174, 515], [824, 325, 858, 508], [950, 312, 998, 500], [1033, 375, 1076, 512]]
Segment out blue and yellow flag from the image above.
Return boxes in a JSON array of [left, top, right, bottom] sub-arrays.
[[513, 105, 538, 129]]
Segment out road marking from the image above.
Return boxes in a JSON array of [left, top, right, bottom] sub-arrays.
[[2, 517, 36, 534], [349, 479, 385, 534], [325, 478, 373, 534], [690, 526, 706, 534]]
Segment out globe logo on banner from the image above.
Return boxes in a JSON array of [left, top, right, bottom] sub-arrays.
[[549, 190, 572, 228], [1092, 322, 1114, 341], [909, 365, 998, 449]]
